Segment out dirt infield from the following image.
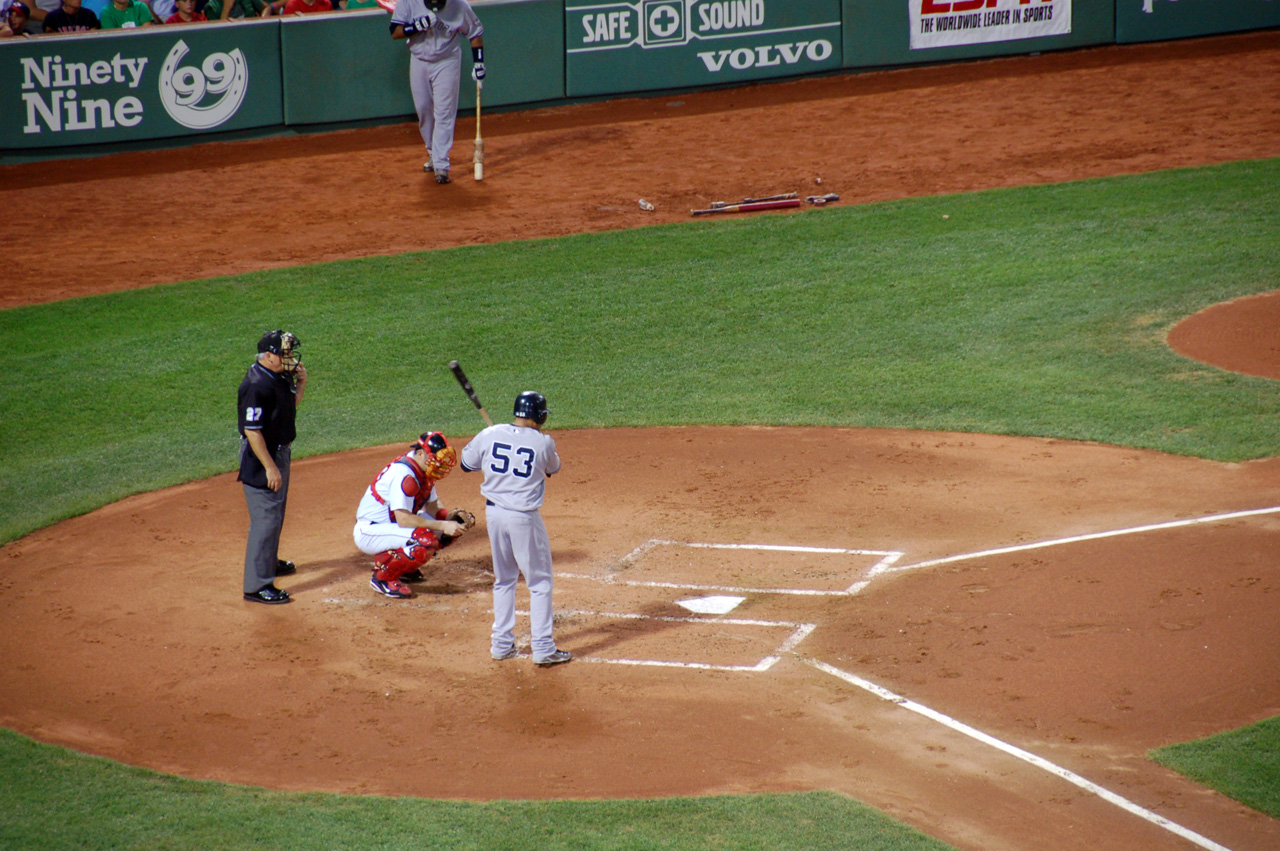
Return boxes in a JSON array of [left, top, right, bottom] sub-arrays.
[[2, 29, 1279, 851]]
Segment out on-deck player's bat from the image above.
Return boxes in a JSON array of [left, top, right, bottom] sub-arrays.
[[473, 81, 484, 181], [449, 360, 492, 426]]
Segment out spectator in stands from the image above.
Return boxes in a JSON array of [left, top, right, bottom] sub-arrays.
[[147, 0, 175, 22], [164, 0, 203, 21], [263, 0, 329, 15], [341, 0, 379, 9], [100, 0, 154, 26], [0, 0, 31, 35], [12, 0, 57, 32], [203, 0, 266, 19], [42, 0, 99, 32]]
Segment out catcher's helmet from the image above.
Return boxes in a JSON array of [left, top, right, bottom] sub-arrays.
[[513, 391, 549, 425], [413, 431, 457, 479]]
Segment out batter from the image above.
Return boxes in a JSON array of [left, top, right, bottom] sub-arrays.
[[389, 0, 485, 184], [460, 391, 570, 666], [353, 431, 474, 599]]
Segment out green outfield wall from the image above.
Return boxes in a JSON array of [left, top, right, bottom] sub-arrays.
[[1, 0, 1275, 161], [1116, 0, 1279, 43]]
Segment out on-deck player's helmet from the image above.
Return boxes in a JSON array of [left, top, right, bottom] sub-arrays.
[[425, 0, 445, 10], [257, 330, 301, 374], [513, 391, 549, 425], [413, 431, 457, 479]]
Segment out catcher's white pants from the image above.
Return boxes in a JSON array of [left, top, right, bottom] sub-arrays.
[[409, 53, 461, 173], [353, 521, 418, 556], [485, 504, 557, 660]]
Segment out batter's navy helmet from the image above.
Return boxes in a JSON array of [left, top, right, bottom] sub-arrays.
[[513, 391, 549, 425]]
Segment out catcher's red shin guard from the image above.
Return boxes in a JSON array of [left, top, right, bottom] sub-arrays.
[[374, 528, 440, 582]]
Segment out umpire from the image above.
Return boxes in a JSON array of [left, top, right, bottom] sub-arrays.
[[237, 329, 308, 604]]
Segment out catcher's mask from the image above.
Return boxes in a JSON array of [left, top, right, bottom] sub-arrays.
[[258, 330, 302, 374], [425, 0, 445, 10], [414, 431, 457, 479], [513, 391, 549, 425]]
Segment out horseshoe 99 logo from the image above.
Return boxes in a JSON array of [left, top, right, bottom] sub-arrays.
[[159, 39, 249, 130]]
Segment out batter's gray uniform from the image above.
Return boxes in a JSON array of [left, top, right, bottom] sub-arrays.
[[390, 0, 483, 178], [460, 423, 562, 662]]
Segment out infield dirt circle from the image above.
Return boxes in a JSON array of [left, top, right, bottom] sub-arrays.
[[2, 30, 1279, 851]]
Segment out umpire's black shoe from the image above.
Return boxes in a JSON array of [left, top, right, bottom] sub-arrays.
[[244, 585, 291, 605], [276, 559, 297, 576]]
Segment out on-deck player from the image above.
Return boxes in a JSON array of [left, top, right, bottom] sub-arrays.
[[389, 0, 485, 185], [460, 391, 571, 667]]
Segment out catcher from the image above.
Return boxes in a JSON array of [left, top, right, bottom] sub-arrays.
[[353, 431, 477, 599]]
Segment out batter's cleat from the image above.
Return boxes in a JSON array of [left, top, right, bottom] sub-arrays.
[[534, 649, 572, 667], [399, 568, 425, 582], [369, 574, 413, 599], [491, 646, 518, 661], [244, 585, 291, 605], [434, 170, 450, 184], [275, 559, 296, 576]]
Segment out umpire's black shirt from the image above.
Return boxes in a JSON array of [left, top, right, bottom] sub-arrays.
[[237, 362, 297, 488]]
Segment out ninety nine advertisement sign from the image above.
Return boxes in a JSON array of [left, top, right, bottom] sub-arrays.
[[1, 24, 282, 151], [565, 0, 842, 97], [910, 0, 1072, 50]]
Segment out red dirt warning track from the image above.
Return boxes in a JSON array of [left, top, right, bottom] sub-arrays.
[[1, 29, 1279, 851]]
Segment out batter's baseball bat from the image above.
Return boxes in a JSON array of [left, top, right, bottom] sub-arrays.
[[449, 359, 493, 426], [473, 82, 484, 181], [691, 198, 802, 216]]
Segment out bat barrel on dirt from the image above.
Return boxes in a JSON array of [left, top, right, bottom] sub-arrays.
[[449, 360, 493, 426], [691, 198, 803, 216]]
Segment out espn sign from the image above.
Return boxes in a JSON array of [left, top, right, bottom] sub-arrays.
[[910, 0, 1072, 49]]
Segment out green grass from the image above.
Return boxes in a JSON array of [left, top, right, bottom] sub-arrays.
[[2, 159, 1279, 848], [1150, 716, 1280, 819], [0, 729, 953, 851], [2, 159, 1278, 544]]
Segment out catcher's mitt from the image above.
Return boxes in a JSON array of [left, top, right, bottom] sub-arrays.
[[446, 507, 477, 531]]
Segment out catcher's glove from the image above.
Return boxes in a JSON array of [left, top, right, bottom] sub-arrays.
[[446, 507, 476, 531]]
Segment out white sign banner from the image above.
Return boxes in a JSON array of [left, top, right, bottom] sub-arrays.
[[909, 0, 1072, 50]]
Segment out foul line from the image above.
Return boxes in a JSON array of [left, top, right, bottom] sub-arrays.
[[889, 506, 1280, 573], [807, 660, 1234, 851]]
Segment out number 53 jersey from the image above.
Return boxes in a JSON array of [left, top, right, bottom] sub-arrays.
[[460, 423, 561, 511]]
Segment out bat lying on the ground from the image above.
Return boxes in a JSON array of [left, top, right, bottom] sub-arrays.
[[708, 192, 798, 208], [691, 198, 803, 216]]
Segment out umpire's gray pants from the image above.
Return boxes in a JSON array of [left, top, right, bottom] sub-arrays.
[[242, 445, 291, 594]]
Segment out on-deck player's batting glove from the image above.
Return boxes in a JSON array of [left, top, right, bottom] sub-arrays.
[[402, 12, 433, 33], [471, 45, 485, 81]]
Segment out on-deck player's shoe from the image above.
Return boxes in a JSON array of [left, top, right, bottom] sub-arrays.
[[434, 170, 450, 184], [370, 574, 412, 599], [491, 646, 518, 661], [399, 568, 425, 582], [275, 559, 296, 576], [534, 649, 572, 667], [244, 585, 291, 604], [422, 160, 434, 173]]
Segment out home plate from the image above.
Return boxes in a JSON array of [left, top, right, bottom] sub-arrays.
[[676, 595, 745, 615]]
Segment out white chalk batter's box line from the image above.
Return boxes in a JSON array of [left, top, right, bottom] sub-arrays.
[[560, 540, 905, 596], [516, 607, 816, 672], [561, 506, 1280, 598]]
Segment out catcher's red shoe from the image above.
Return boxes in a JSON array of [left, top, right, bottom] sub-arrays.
[[369, 574, 412, 599]]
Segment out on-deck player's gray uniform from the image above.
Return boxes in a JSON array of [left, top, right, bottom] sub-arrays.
[[460, 421, 562, 662], [390, 0, 483, 176]]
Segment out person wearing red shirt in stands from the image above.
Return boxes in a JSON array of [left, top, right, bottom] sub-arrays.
[[263, 0, 329, 14], [165, 0, 205, 21]]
